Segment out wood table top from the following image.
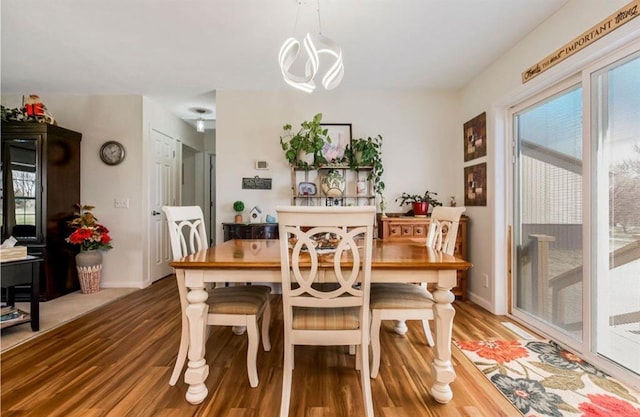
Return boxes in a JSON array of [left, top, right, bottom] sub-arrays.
[[169, 239, 472, 271]]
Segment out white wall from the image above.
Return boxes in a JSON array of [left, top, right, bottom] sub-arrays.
[[460, 0, 640, 313], [215, 89, 462, 243]]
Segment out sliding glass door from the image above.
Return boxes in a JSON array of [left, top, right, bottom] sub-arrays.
[[511, 45, 640, 385]]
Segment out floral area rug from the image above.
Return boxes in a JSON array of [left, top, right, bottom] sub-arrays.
[[455, 340, 640, 417]]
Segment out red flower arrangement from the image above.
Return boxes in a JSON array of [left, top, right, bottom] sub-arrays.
[[66, 204, 113, 251]]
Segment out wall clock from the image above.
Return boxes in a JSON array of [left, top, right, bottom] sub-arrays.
[[99, 141, 126, 165]]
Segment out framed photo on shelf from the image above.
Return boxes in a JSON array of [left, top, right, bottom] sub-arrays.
[[320, 123, 351, 163], [298, 182, 317, 195], [464, 162, 487, 206], [463, 112, 487, 162]]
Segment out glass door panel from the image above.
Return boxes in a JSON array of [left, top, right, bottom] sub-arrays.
[[513, 85, 584, 341], [1, 138, 39, 241], [592, 52, 640, 376]]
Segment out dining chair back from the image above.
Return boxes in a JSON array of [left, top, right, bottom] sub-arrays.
[[277, 206, 375, 417], [370, 206, 466, 378], [426, 206, 467, 255], [164, 205, 209, 260], [162, 205, 271, 388]]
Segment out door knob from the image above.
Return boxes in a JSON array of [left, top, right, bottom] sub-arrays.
[[152, 211, 161, 216]]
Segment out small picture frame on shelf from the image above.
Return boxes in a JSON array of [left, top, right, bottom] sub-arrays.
[[298, 182, 317, 195], [320, 123, 351, 164], [325, 198, 343, 207]]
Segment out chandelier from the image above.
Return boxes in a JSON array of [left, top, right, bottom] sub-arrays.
[[278, 1, 344, 93]]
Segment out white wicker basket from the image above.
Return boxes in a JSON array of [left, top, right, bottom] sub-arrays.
[[77, 265, 102, 294]]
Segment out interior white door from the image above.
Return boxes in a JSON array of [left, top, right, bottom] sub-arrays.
[[149, 128, 176, 281]]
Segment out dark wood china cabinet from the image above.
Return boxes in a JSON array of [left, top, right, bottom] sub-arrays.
[[1, 122, 82, 300]]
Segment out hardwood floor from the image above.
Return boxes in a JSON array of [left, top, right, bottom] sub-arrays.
[[1, 276, 529, 417]]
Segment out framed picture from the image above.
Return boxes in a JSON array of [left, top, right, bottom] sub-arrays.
[[325, 197, 344, 207], [298, 182, 317, 195], [463, 112, 487, 162], [320, 123, 351, 163], [464, 162, 487, 206]]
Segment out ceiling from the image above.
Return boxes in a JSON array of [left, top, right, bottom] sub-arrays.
[[1, 0, 570, 130]]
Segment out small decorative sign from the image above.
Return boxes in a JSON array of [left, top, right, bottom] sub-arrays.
[[242, 176, 272, 190], [522, 0, 639, 83]]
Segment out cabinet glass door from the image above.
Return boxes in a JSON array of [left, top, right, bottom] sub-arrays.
[[1, 138, 40, 241]]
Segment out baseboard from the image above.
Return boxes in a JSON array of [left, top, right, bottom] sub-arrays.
[[467, 291, 494, 313]]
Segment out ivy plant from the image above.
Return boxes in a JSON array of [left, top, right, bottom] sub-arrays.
[[346, 134, 385, 197], [279, 113, 329, 169]]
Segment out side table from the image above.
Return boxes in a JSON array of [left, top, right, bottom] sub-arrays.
[[1, 255, 42, 331]]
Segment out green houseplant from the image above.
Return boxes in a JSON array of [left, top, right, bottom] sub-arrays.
[[233, 200, 245, 223], [280, 113, 329, 169], [396, 190, 442, 216], [346, 134, 385, 197]]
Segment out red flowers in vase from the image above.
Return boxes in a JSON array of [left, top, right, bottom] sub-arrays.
[[66, 204, 113, 251]]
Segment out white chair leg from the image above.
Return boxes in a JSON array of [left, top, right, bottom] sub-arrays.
[[246, 316, 259, 388], [261, 301, 271, 352], [280, 342, 294, 417], [360, 338, 374, 417], [422, 319, 435, 347], [370, 311, 382, 378], [169, 313, 189, 386], [355, 345, 361, 370]]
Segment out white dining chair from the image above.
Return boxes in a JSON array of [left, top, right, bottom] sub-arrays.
[[277, 206, 376, 417], [370, 206, 466, 378], [162, 205, 272, 388]]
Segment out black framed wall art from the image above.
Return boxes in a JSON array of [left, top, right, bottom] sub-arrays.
[[320, 123, 351, 164]]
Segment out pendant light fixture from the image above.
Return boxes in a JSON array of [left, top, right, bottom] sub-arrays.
[[190, 107, 211, 133], [196, 118, 205, 133], [278, 0, 344, 93]]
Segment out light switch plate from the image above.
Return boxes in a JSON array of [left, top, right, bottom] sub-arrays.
[[114, 198, 129, 208]]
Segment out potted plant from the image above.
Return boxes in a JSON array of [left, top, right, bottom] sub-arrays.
[[346, 134, 385, 197], [65, 204, 113, 294], [233, 200, 245, 223], [396, 191, 443, 217], [280, 113, 329, 169]]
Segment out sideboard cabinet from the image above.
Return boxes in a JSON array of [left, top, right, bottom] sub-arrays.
[[378, 215, 470, 300], [1, 122, 82, 300], [222, 223, 279, 241]]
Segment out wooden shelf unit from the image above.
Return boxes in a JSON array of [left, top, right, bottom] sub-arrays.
[[290, 165, 376, 208], [378, 214, 470, 300]]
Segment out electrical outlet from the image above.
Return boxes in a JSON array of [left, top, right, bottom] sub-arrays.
[[114, 198, 129, 208], [482, 273, 489, 288]]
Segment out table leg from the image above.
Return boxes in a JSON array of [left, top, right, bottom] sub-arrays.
[[430, 270, 456, 404], [30, 261, 40, 331], [183, 270, 210, 404], [393, 320, 408, 335]]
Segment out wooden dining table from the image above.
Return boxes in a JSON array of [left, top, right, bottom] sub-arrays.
[[169, 238, 472, 406]]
